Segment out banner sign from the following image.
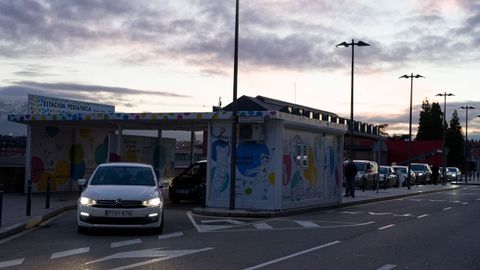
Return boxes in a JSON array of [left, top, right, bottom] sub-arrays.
[[28, 94, 115, 114]]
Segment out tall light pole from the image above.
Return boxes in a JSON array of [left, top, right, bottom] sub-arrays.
[[436, 92, 455, 185], [336, 39, 370, 161], [459, 106, 475, 183], [229, 0, 239, 210], [400, 74, 424, 190]]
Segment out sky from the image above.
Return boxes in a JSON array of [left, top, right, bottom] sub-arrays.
[[1, 0, 480, 139]]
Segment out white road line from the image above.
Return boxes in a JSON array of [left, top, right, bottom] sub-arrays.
[[409, 199, 424, 202], [254, 223, 273, 230], [51, 247, 90, 259], [201, 219, 244, 225], [429, 199, 445, 202], [462, 202, 469, 205], [338, 211, 362, 214], [393, 213, 414, 217], [378, 224, 396, 230], [0, 258, 24, 269], [450, 201, 462, 203], [243, 241, 341, 270], [158, 231, 184, 240], [294, 220, 320, 228], [377, 264, 397, 270], [111, 239, 142, 248], [368, 212, 392, 216], [417, 214, 429, 219], [443, 207, 452, 211]]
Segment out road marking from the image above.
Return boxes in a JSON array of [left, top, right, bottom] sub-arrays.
[[409, 198, 424, 202], [51, 247, 90, 259], [254, 223, 273, 230], [294, 220, 320, 228], [187, 211, 235, 232], [158, 231, 184, 240], [85, 247, 214, 270], [462, 202, 469, 205], [0, 258, 24, 269], [393, 213, 413, 217], [443, 207, 452, 211], [417, 214, 429, 219], [450, 201, 462, 203], [368, 212, 392, 216], [378, 224, 395, 230], [243, 241, 341, 270], [429, 199, 445, 202], [337, 211, 362, 214], [377, 264, 397, 270], [111, 239, 142, 248], [477, 198, 480, 201], [201, 219, 244, 225]]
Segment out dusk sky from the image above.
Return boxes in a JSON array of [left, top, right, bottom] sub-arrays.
[[0, 0, 479, 139]]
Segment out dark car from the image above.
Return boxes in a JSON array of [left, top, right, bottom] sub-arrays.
[[410, 163, 432, 184], [169, 160, 207, 203]]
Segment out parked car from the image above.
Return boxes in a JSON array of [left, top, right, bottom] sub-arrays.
[[410, 163, 432, 184], [447, 167, 462, 181], [379, 166, 399, 188], [391, 165, 416, 186], [77, 163, 164, 234], [169, 160, 207, 203], [353, 160, 379, 189]]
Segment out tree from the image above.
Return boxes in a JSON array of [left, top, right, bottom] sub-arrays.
[[446, 110, 464, 167], [429, 102, 443, 140], [416, 99, 431, 140]]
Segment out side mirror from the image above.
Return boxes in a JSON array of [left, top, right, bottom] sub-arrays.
[[77, 179, 87, 186]]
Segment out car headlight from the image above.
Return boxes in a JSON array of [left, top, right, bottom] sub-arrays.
[[452, 173, 456, 177], [418, 173, 424, 176], [143, 197, 162, 207], [79, 197, 96, 206]]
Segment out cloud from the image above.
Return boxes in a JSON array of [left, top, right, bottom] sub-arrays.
[[1, 1, 480, 74], [0, 81, 190, 109]]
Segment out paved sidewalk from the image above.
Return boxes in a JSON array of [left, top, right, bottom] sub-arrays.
[[0, 192, 79, 239], [193, 184, 462, 218]]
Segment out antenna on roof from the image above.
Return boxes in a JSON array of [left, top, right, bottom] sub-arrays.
[[218, 97, 222, 108]]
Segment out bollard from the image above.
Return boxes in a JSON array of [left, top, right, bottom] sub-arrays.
[[0, 184, 3, 227], [26, 180, 32, 216], [45, 177, 51, 209]]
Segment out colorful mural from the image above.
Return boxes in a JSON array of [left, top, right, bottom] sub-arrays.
[[282, 130, 342, 203], [30, 126, 110, 192]]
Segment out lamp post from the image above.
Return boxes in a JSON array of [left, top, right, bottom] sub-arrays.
[[229, 0, 240, 210], [436, 92, 455, 185], [400, 74, 424, 190], [459, 106, 475, 182], [336, 39, 370, 161]]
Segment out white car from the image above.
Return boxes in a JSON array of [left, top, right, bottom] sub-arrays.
[[77, 163, 164, 234]]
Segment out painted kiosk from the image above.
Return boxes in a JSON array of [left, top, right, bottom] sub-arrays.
[[206, 110, 346, 211]]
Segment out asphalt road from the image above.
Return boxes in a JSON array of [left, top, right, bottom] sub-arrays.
[[1, 186, 479, 270]]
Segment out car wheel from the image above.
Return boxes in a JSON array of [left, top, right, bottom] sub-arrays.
[[77, 226, 89, 234], [169, 193, 180, 204]]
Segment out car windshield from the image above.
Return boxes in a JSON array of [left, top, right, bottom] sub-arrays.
[[354, 162, 366, 171], [394, 167, 407, 173], [379, 167, 388, 174], [411, 164, 426, 171], [90, 166, 155, 186], [447, 168, 457, 172]]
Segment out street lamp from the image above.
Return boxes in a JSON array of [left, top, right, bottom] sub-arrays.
[[459, 106, 475, 183], [436, 92, 455, 185], [336, 39, 370, 161], [400, 74, 424, 190], [229, 0, 240, 210]]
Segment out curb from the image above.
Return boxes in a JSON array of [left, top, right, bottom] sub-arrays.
[[192, 186, 462, 218], [0, 205, 77, 240]]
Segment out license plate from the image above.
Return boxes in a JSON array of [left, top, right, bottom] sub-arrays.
[[175, 189, 189, 194], [105, 210, 133, 217]]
